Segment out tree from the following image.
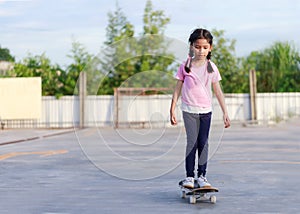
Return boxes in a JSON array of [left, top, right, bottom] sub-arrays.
[[99, 0, 175, 94], [64, 41, 93, 95], [143, 0, 170, 35], [130, 0, 175, 89], [9, 53, 65, 97], [98, 2, 135, 95], [0, 45, 15, 62], [210, 29, 248, 93], [5, 41, 95, 98], [244, 42, 300, 92]]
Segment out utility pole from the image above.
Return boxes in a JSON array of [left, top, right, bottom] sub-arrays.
[[249, 69, 257, 121], [113, 88, 119, 129], [79, 71, 86, 128]]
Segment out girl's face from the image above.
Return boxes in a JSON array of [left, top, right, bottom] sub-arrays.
[[191, 39, 212, 61]]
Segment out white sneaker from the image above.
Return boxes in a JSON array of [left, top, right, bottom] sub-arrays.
[[182, 177, 194, 188], [197, 175, 211, 188]]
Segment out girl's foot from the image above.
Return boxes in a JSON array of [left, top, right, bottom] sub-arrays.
[[198, 175, 211, 188], [182, 177, 194, 188]]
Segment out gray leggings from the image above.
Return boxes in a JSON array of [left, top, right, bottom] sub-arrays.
[[182, 111, 212, 178]]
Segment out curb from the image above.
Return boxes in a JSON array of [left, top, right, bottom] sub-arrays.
[[0, 129, 78, 146]]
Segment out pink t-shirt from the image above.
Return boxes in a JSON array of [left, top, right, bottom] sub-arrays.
[[175, 60, 221, 109]]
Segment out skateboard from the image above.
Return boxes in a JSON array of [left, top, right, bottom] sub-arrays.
[[179, 180, 219, 204]]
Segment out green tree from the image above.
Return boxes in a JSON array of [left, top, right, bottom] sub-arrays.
[[99, 0, 175, 94], [9, 53, 65, 97], [64, 41, 93, 95], [130, 0, 175, 89], [0, 45, 15, 62], [143, 0, 170, 35], [98, 2, 135, 95], [5, 42, 95, 97], [244, 42, 300, 92], [210, 29, 247, 93]]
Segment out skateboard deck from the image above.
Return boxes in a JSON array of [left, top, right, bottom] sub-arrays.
[[179, 180, 218, 204]]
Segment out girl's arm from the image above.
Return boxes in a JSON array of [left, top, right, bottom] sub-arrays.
[[213, 81, 231, 128], [170, 80, 183, 125]]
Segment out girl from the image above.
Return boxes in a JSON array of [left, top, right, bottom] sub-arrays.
[[170, 28, 230, 188]]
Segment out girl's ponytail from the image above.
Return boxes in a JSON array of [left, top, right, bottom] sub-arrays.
[[184, 48, 194, 73], [207, 60, 214, 73]]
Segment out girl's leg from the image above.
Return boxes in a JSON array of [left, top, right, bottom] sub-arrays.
[[182, 111, 200, 178], [197, 112, 212, 177]]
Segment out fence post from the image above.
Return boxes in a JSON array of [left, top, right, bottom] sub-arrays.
[[249, 69, 257, 121], [113, 88, 119, 129], [79, 72, 86, 128]]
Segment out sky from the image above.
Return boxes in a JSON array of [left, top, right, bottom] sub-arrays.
[[0, 0, 299, 67]]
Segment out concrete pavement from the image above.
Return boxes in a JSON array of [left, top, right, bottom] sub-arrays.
[[0, 118, 299, 213]]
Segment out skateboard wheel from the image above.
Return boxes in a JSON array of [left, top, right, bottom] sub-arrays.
[[181, 191, 186, 199], [210, 195, 217, 204], [189, 196, 196, 204]]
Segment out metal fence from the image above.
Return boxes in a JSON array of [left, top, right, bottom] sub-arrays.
[[1, 93, 299, 129]]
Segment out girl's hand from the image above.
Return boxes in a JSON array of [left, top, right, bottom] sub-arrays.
[[169, 80, 183, 126], [170, 112, 177, 125], [223, 114, 231, 128]]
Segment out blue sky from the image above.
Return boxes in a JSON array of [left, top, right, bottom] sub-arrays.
[[0, 0, 299, 67]]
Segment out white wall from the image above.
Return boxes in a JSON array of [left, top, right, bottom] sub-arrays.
[[2, 93, 300, 128]]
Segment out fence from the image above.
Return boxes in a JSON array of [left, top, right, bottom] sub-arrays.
[[1, 93, 299, 129]]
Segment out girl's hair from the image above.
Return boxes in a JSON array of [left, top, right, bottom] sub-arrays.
[[185, 28, 214, 73]]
